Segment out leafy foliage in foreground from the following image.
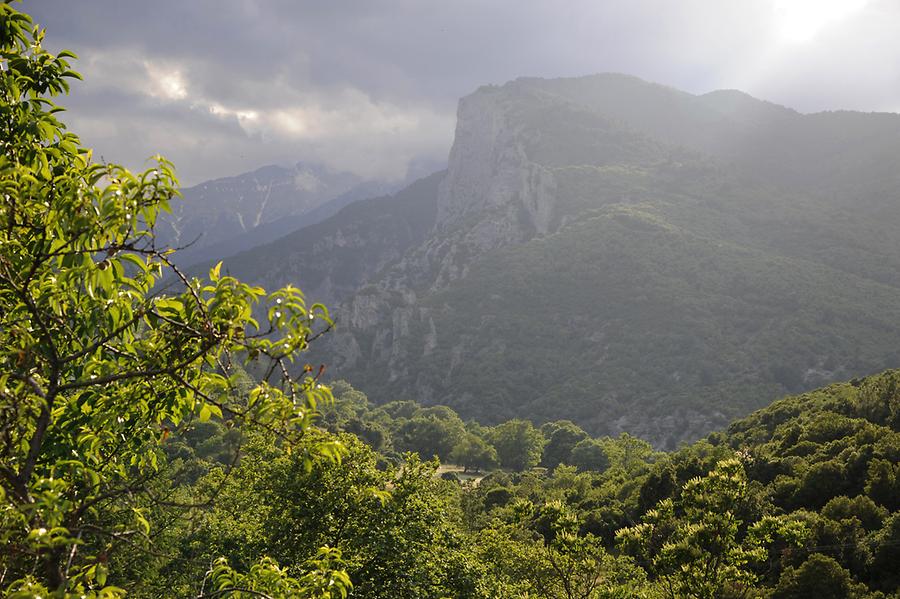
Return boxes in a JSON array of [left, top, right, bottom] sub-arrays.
[[0, 5, 341, 596]]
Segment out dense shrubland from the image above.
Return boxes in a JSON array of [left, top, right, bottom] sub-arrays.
[[98, 371, 900, 597]]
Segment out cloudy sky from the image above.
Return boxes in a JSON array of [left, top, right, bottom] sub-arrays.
[[28, 0, 900, 186]]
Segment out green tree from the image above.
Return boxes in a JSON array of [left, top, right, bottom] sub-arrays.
[[771, 554, 852, 599], [617, 458, 807, 599], [513, 500, 651, 599], [540, 421, 589, 469], [870, 513, 900, 591], [0, 5, 341, 595], [373, 400, 420, 420], [184, 437, 491, 599], [450, 433, 498, 473], [865, 458, 900, 511], [795, 460, 847, 509], [569, 439, 610, 473], [820, 495, 888, 531], [319, 379, 369, 429], [395, 413, 465, 460], [603, 433, 655, 474], [855, 369, 900, 429], [202, 552, 351, 599], [489, 420, 545, 472]]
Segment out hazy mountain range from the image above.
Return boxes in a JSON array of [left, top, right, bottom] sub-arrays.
[[155, 160, 443, 268]]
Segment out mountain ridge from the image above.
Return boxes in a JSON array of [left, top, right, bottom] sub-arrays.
[[206, 74, 900, 447]]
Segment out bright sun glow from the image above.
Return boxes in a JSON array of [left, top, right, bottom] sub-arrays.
[[143, 62, 188, 100], [774, 0, 868, 43]]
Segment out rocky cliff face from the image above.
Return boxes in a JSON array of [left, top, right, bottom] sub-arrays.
[[320, 86, 565, 379], [437, 87, 557, 238]]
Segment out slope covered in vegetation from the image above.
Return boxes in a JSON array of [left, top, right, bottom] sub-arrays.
[[124, 370, 900, 598]]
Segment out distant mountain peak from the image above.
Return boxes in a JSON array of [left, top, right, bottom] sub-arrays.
[[699, 88, 798, 119], [155, 160, 389, 266]]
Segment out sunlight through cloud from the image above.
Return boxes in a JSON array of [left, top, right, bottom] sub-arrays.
[[143, 61, 188, 100], [773, 0, 869, 43]]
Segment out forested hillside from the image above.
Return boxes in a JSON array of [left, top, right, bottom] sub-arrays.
[[107, 369, 900, 598]]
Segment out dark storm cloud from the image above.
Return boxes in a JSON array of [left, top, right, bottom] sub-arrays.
[[26, 0, 900, 185]]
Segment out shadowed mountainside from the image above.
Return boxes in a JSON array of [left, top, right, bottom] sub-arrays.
[[210, 74, 900, 447]]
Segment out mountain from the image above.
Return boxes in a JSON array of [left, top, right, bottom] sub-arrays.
[[208, 171, 443, 308], [155, 162, 401, 268], [212, 74, 900, 447]]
